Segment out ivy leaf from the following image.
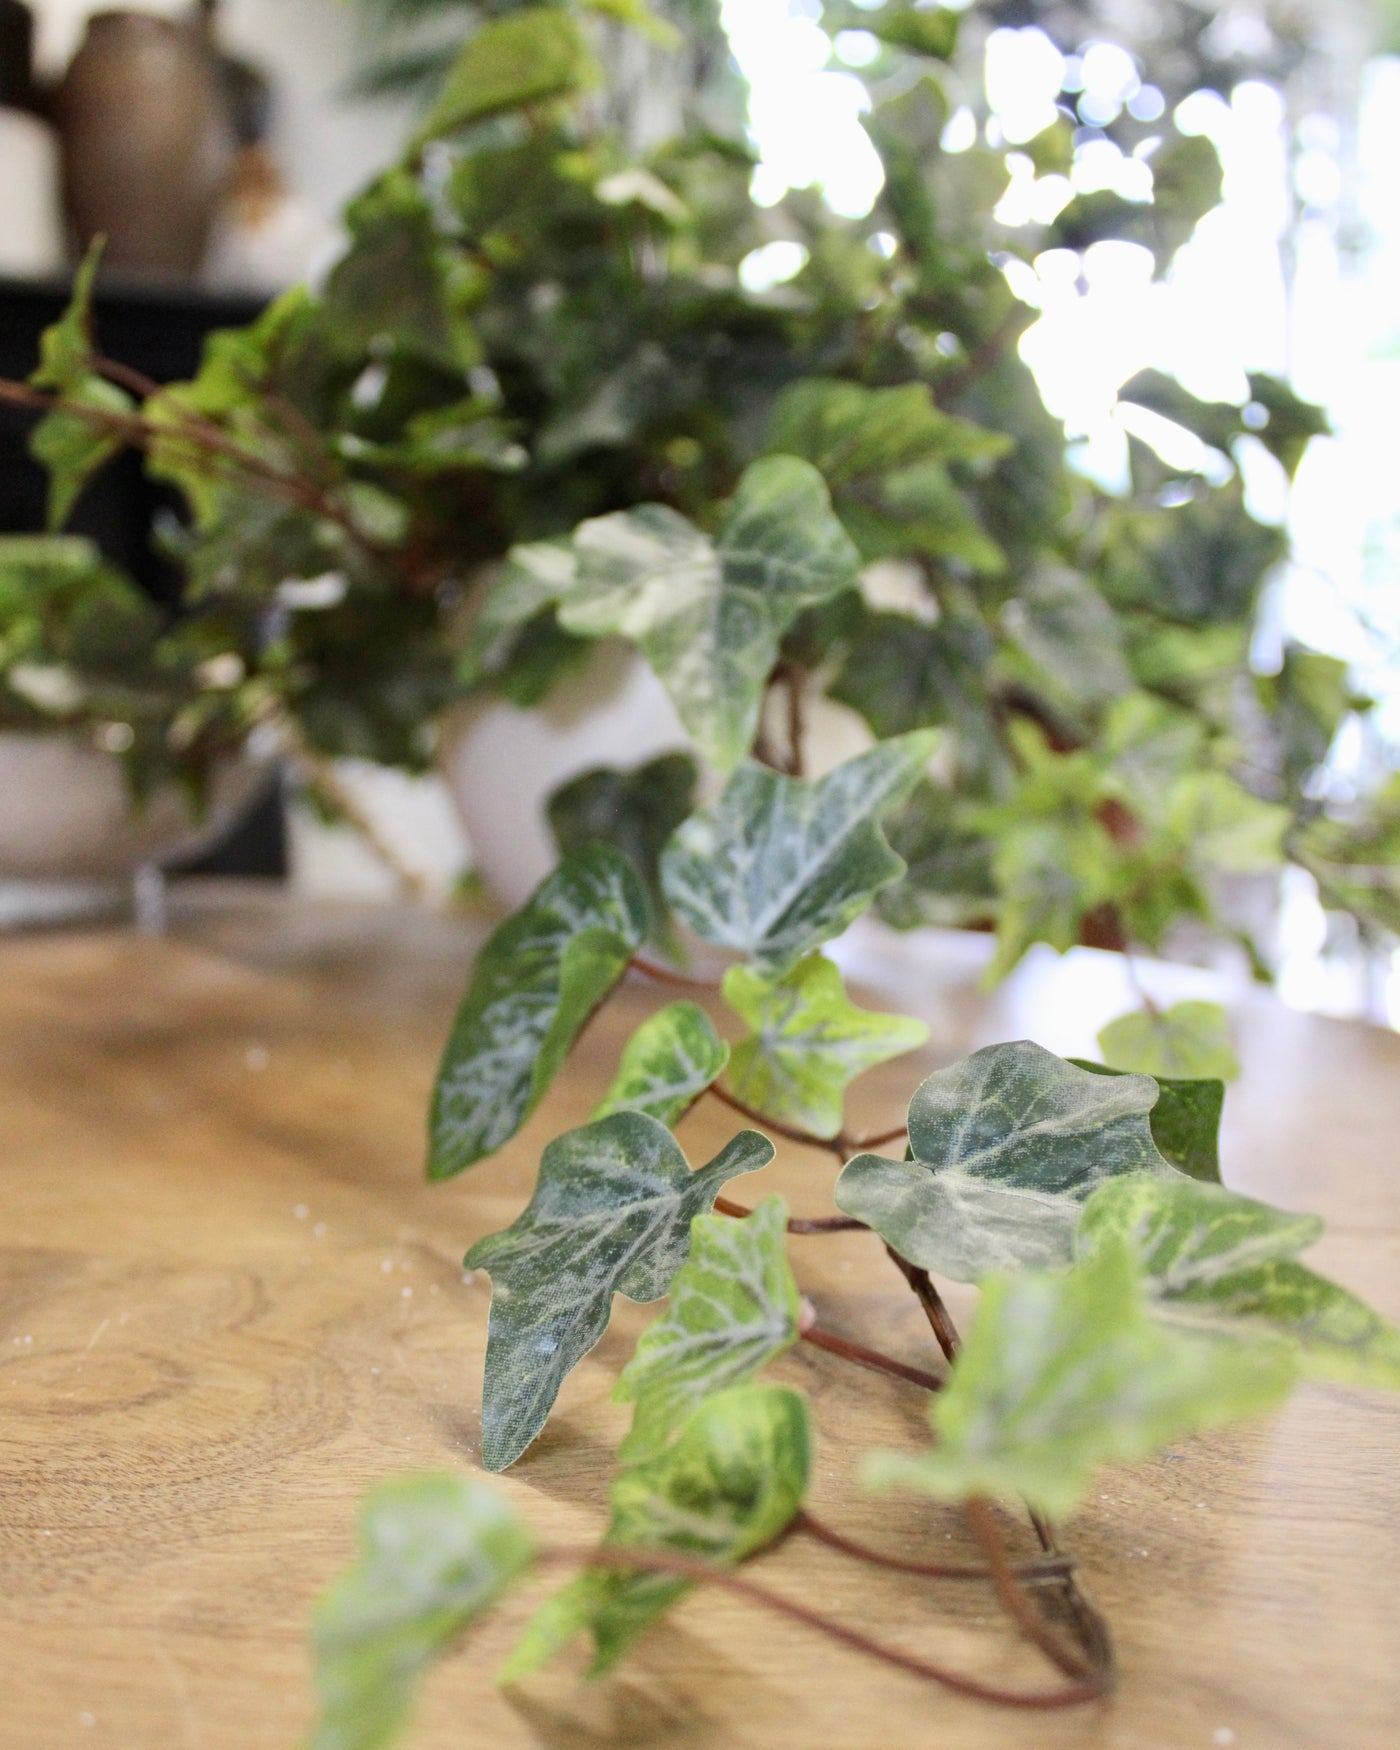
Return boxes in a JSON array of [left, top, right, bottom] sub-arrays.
[[501, 1384, 810, 1680], [828, 610, 997, 743], [414, 7, 594, 146], [547, 753, 699, 953], [1166, 772, 1290, 874], [322, 171, 478, 372], [28, 242, 134, 529], [660, 733, 936, 976], [1078, 1176, 1400, 1392], [613, 1197, 801, 1463], [767, 377, 1006, 484], [309, 1475, 534, 1750], [864, 1242, 1295, 1519], [592, 1002, 729, 1127], [835, 1040, 1175, 1283], [428, 844, 647, 1179], [721, 954, 929, 1140], [1070, 1060, 1224, 1183], [1001, 566, 1133, 712], [463, 1116, 775, 1471], [558, 456, 861, 771], [1098, 1001, 1241, 1082]]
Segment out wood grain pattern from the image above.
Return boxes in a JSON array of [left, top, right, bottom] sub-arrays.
[[2, 885, 1398, 1750]]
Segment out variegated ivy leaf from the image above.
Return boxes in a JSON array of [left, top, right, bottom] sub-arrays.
[[834, 1040, 1177, 1283], [864, 1241, 1296, 1520], [613, 1196, 801, 1464], [500, 1384, 811, 1681], [309, 1475, 534, 1750], [591, 1002, 729, 1127], [660, 733, 937, 976], [428, 844, 647, 1179], [721, 954, 929, 1140], [1070, 1059, 1224, 1183], [1078, 1175, 1400, 1391], [557, 456, 860, 772], [1098, 1000, 1241, 1082], [464, 1115, 775, 1471]]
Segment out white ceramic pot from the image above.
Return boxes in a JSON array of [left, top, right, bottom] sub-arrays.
[[438, 641, 689, 908], [0, 729, 266, 884]]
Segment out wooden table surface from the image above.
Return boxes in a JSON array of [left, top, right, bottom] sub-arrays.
[[2, 885, 1398, 1750]]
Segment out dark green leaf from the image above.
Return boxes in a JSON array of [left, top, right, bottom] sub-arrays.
[[660, 733, 936, 975], [721, 953, 928, 1140], [501, 1384, 810, 1679], [547, 752, 699, 951], [310, 1475, 533, 1750], [874, 782, 998, 931], [592, 1002, 728, 1127], [835, 1040, 1175, 1282], [1069, 1060, 1224, 1183], [827, 610, 995, 742], [865, 1241, 1295, 1518], [428, 844, 647, 1178], [463, 1116, 775, 1470], [613, 1196, 801, 1463]]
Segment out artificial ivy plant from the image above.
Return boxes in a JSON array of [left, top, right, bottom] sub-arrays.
[[303, 724, 1400, 1743], [2, 4, 1399, 1732], [2, 0, 1395, 979]]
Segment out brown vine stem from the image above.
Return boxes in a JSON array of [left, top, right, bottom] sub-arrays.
[[963, 1498, 1094, 1685], [848, 1123, 909, 1151], [628, 954, 718, 992], [786, 665, 806, 778], [799, 1325, 945, 1395], [712, 1194, 865, 1235], [706, 1083, 848, 1161], [0, 375, 403, 580], [884, 1245, 961, 1366], [535, 1544, 1107, 1710], [796, 1509, 1075, 1586], [883, 1246, 1117, 1688]]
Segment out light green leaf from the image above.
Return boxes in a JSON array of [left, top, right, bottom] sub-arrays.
[[1069, 1059, 1224, 1183], [660, 733, 936, 975], [864, 1242, 1295, 1519], [835, 1040, 1175, 1283], [721, 954, 928, 1140], [414, 8, 594, 145], [28, 242, 134, 529], [1078, 1175, 1400, 1391], [501, 1384, 810, 1679], [558, 456, 860, 771], [464, 1116, 775, 1470], [1098, 1001, 1240, 1082], [1167, 772, 1290, 874], [613, 1197, 801, 1463], [309, 1475, 534, 1750], [429, 844, 647, 1179], [592, 1002, 729, 1127]]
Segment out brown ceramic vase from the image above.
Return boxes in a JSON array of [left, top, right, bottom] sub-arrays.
[[54, 9, 237, 281]]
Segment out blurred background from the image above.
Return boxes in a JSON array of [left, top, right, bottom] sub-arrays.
[[1, 0, 1397, 1021]]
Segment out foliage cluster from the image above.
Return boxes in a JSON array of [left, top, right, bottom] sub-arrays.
[[5, 0, 1396, 960]]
